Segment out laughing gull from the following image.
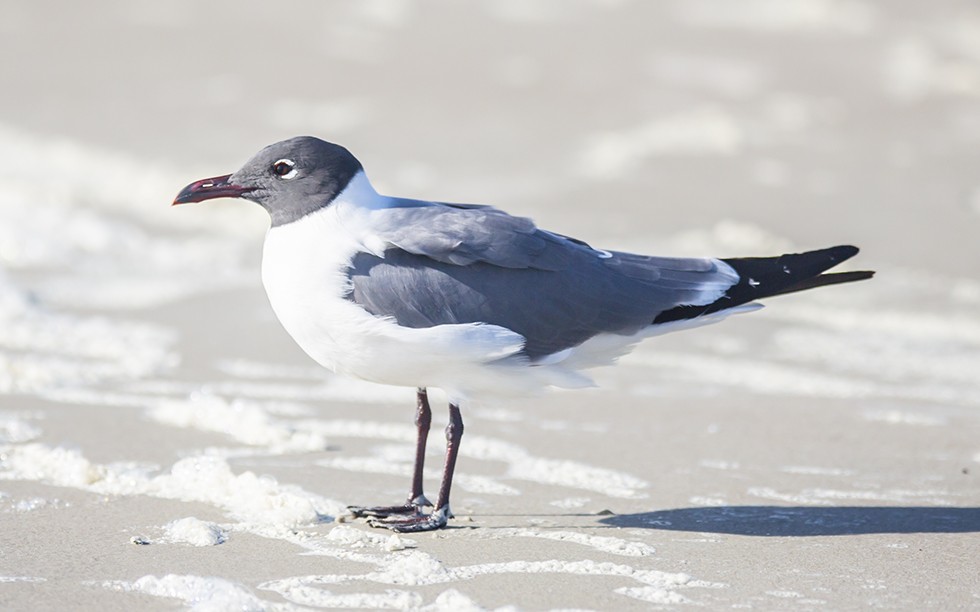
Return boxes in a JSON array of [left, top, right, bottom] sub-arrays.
[[174, 136, 873, 532]]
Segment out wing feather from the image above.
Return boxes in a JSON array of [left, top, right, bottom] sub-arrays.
[[348, 202, 738, 358]]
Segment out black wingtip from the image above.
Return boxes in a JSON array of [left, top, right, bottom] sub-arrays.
[[653, 244, 873, 324], [817, 244, 859, 263], [777, 269, 875, 296]]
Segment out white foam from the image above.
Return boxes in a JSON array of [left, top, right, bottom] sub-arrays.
[[443, 557, 697, 590], [615, 585, 691, 605], [0, 273, 177, 394], [0, 416, 41, 444], [700, 460, 740, 471], [148, 456, 343, 531], [263, 553, 699, 603], [767, 590, 804, 598], [107, 574, 287, 612], [780, 465, 855, 476], [271, 585, 422, 609], [162, 518, 228, 547], [0, 444, 345, 533], [257, 582, 515, 611], [747, 487, 834, 506], [0, 124, 260, 319], [0, 576, 46, 583], [689, 496, 728, 507], [423, 589, 516, 612], [0, 444, 107, 487], [0, 123, 259, 235], [1, 494, 67, 513], [148, 394, 330, 454], [261, 581, 497, 611], [326, 525, 416, 552], [804, 488, 954, 505]]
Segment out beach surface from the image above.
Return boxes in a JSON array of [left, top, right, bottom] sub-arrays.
[[1, 2, 979, 609]]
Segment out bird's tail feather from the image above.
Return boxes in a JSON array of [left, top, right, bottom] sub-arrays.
[[767, 269, 875, 298], [654, 245, 874, 324]]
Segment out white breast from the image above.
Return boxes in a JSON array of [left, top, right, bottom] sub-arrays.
[[260, 203, 371, 376], [259, 192, 531, 398]]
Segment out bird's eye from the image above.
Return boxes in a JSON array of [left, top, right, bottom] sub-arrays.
[[272, 159, 298, 179]]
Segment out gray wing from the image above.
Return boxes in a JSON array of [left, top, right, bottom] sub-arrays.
[[368, 202, 576, 270], [349, 202, 738, 358]]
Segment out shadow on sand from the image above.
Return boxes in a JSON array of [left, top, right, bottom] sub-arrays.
[[599, 506, 980, 537]]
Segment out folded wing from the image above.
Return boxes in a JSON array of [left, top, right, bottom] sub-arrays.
[[346, 202, 739, 358]]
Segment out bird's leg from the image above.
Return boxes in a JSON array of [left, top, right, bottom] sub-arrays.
[[434, 403, 463, 516], [408, 388, 434, 507], [367, 403, 464, 533], [347, 388, 434, 519]]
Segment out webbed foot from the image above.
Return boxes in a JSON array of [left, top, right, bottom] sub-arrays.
[[347, 495, 432, 519], [366, 506, 452, 533]]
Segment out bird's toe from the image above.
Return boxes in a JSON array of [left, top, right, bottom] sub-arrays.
[[347, 498, 434, 519], [365, 506, 451, 533]]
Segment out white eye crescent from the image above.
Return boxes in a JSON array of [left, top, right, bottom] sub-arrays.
[[272, 159, 298, 179]]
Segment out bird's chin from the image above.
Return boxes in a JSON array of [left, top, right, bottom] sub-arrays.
[[172, 174, 255, 205]]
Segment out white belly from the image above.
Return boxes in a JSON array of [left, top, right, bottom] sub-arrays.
[[259, 205, 534, 397]]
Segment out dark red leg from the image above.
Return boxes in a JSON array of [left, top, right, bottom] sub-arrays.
[[366, 402, 464, 532], [409, 389, 433, 505], [347, 388, 434, 519], [434, 403, 463, 513]]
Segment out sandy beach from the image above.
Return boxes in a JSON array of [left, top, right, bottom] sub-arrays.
[[1, 1, 979, 609]]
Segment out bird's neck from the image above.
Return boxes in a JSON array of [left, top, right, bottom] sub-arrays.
[[333, 170, 392, 211]]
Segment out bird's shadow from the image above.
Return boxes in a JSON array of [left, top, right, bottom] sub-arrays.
[[600, 506, 980, 537]]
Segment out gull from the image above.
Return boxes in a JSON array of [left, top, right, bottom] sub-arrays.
[[174, 136, 873, 531]]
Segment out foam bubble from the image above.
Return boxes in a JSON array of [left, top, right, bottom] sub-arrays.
[[148, 393, 330, 454], [0, 444, 345, 531], [0, 416, 41, 444], [107, 575, 275, 612], [162, 517, 228, 547], [0, 272, 177, 394]]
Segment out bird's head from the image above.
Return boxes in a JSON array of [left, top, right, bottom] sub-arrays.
[[173, 136, 363, 226]]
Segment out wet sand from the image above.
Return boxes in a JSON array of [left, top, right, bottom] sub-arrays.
[[1, 2, 979, 610]]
